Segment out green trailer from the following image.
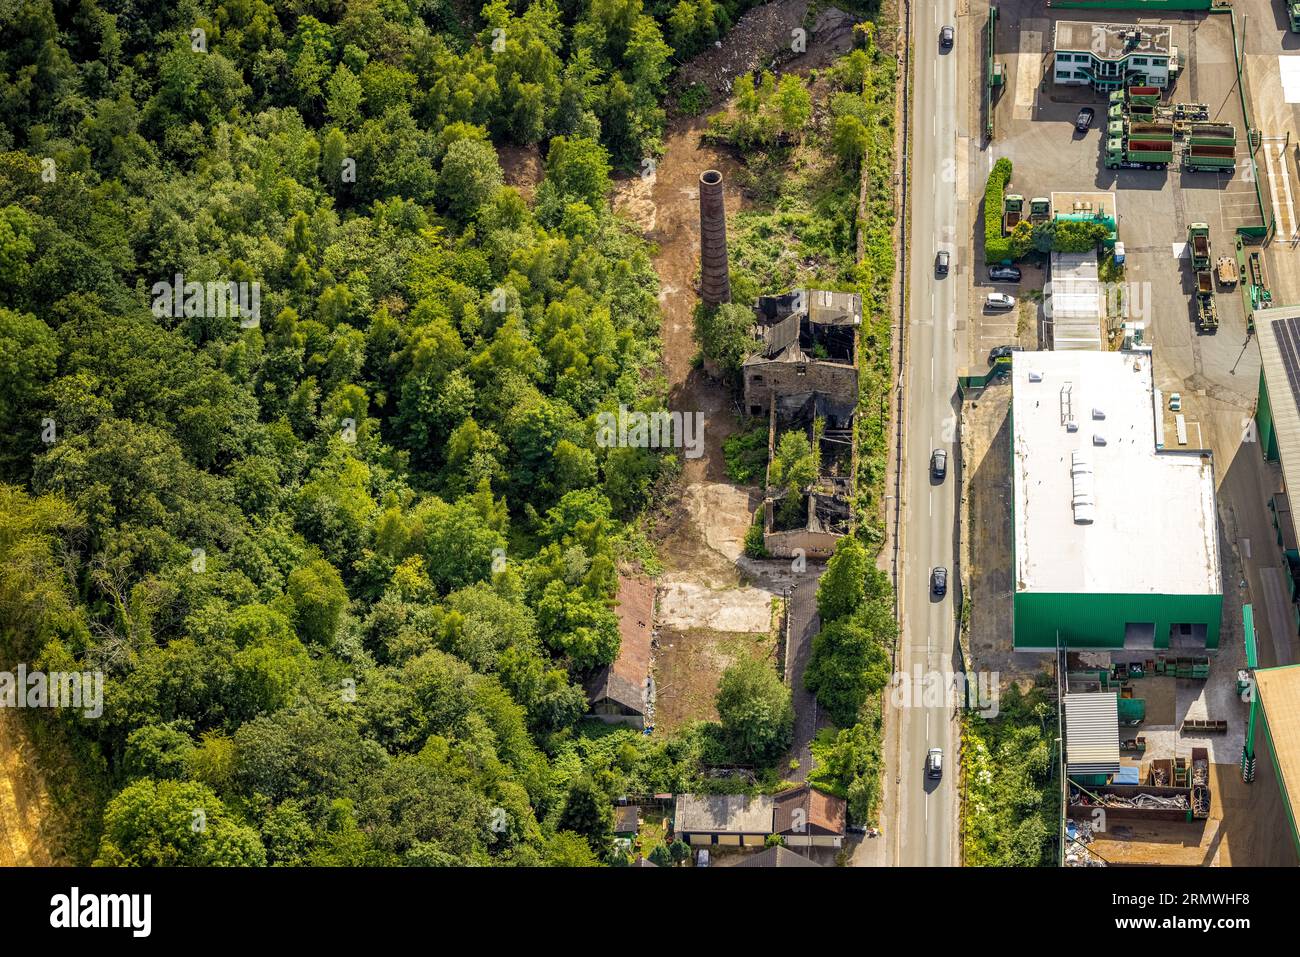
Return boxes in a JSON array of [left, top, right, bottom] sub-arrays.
[[1189, 123, 1235, 146], [1186, 145, 1235, 171], [1106, 142, 1171, 169], [1188, 224, 1211, 270], [1128, 86, 1161, 107]]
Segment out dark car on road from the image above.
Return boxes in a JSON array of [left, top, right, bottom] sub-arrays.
[[987, 265, 1021, 283], [988, 344, 1022, 363], [927, 748, 943, 779], [940, 25, 954, 48], [1075, 107, 1095, 133], [931, 566, 947, 597], [931, 448, 947, 481], [935, 250, 950, 276]]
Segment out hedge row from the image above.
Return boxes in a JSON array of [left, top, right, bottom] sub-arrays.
[[983, 157, 1013, 264]]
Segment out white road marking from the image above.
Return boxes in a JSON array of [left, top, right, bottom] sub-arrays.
[[1280, 56, 1300, 103], [1263, 140, 1290, 238], [1271, 141, 1296, 239]]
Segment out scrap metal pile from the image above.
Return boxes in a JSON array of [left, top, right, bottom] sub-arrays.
[[1070, 788, 1189, 810], [1064, 820, 1106, 867]]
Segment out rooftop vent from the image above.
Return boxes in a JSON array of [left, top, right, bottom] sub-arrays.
[[1071, 450, 1095, 524]]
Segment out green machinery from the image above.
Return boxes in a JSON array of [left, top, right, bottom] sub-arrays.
[[1188, 223, 1217, 330], [1002, 194, 1024, 232], [1105, 87, 1173, 168], [1248, 250, 1273, 310]]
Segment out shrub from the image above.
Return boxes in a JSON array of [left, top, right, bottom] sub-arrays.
[[983, 158, 1013, 264]]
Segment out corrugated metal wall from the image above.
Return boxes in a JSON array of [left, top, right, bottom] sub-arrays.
[[1257, 368, 1279, 463], [1013, 591, 1222, 649]]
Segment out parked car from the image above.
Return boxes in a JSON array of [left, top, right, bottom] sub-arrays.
[[987, 265, 1021, 283], [935, 249, 950, 276], [986, 293, 1016, 310], [927, 748, 943, 779], [1169, 392, 1182, 412], [696, 848, 710, 867], [931, 566, 947, 597], [931, 448, 947, 481], [940, 25, 954, 48], [988, 344, 1022, 363], [1076, 107, 1095, 133]]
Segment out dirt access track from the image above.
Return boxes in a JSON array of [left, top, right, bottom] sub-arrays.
[[0, 710, 63, 865], [612, 4, 857, 739]]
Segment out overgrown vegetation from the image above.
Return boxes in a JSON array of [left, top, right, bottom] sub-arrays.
[[962, 680, 1059, 866], [722, 425, 769, 484], [691, 13, 899, 824], [1009, 218, 1110, 258]]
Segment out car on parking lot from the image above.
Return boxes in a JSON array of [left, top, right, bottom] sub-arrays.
[[987, 265, 1021, 283], [931, 448, 947, 481], [931, 566, 947, 597], [988, 344, 1022, 363], [1169, 392, 1182, 412], [1075, 107, 1095, 133], [940, 25, 954, 48], [927, 748, 943, 779], [986, 293, 1016, 310], [935, 250, 949, 276]]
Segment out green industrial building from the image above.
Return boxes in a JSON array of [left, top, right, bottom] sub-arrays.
[[1244, 663, 1300, 865], [1010, 352, 1223, 650], [1252, 307, 1300, 607]]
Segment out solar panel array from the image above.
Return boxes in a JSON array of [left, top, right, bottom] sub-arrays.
[[1274, 315, 1300, 412]]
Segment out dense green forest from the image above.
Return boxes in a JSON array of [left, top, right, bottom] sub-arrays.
[[0, 0, 895, 866], [0, 0, 714, 867]]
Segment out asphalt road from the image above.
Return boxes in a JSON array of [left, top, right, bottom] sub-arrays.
[[892, 0, 964, 868]]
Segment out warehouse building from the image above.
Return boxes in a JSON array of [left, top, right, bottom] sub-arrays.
[[1252, 307, 1300, 605], [1010, 351, 1222, 650], [1245, 665, 1300, 865], [1052, 22, 1174, 91]]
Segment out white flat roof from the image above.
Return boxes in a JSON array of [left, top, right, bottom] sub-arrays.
[[1011, 351, 1220, 596]]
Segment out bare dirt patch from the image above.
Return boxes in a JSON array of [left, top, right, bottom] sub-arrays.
[[654, 627, 779, 732], [672, 2, 860, 102], [0, 711, 64, 865], [496, 143, 543, 200], [657, 580, 775, 632]]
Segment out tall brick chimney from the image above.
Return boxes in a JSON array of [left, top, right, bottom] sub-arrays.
[[698, 169, 731, 306]]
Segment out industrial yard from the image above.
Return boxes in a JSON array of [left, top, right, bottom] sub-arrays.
[[958, 0, 1300, 868]]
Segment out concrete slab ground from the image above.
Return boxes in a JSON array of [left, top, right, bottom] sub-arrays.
[[1240, 0, 1300, 304], [1083, 762, 1284, 865]]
